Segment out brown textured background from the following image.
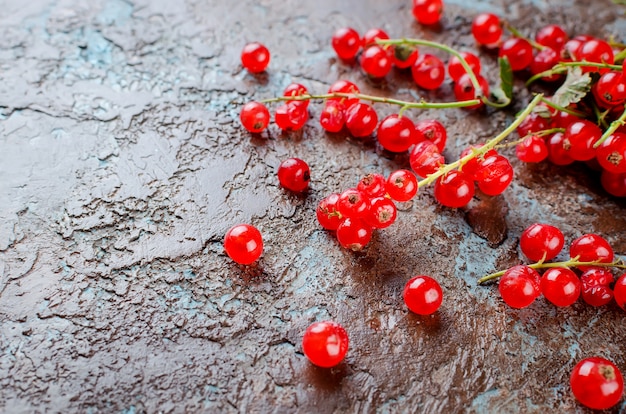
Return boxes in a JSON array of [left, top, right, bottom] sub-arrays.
[[1, 0, 625, 412]]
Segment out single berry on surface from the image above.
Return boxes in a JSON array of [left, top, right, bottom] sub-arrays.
[[336, 218, 373, 251], [403, 275, 443, 315], [345, 103, 378, 138], [386, 170, 418, 202], [377, 114, 416, 153], [570, 357, 624, 410], [223, 224, 263, 265], [412, 54, 445, 90], [241, 42, 270, 73], [331, 27, 362, 61], [302, 321, 349, 368], [277, 158, 310, 192], [471, 13, 502, 46], [499, 37, 533, 71], [412, 0, 443, 25], [580, 267, 614, 307], [240, 101, 270, 133]]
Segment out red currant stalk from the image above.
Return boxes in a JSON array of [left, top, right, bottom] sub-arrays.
[[416, 94, 545, 189], [377, 38, 505, 107], [504, 23, 547, 51], [527, 61, 623, 86], [478, 256, 626, 284], [593, 103, 626, 149]]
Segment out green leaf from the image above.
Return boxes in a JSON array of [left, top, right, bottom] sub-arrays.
[[490, 88, 511, 106], [551, 66, 592, 109], [498, 56, 514, 100]]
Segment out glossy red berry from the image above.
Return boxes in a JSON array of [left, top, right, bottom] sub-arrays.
[[540, 267, 581, 307], [360, 45, 392, 78], [570, 357, 624, 410], [414, 119, 446, 152], [453, 73, 489, 109], [498, 265, 541, 309], [570, 233, 614, 267], [345, 103, 378, 138], [530, 47, 561, 82], [365, 197, 397, 229], [447, 51, 482, 81], [403, 275, 443, 315], [377, 114, 416, 153], [331, 27, 361, 61], [459, 144, 497, 180], [601, 170, 626, 197], [409, 140, 445, 178], [361, 28, 389, 47], [283, 83, 309, 108], [386, 169, 418, 202], [520, 223, 565, 262], [499, 38, 533, 71], [596, 133, 626, 174], [302, 321, 349, 368], [562, 120, 602, 161], [593, 71, 626, 108], [474, 154, 514, 196], [241, 42, 270, 73], [337, 188, 370, 219], [471, 13, 502, 46], [223, 224, 264, 265], [357, 173, 387, 198], [412, 0, 443, 25], [412, 54, 445, 90], [577, 39, 614, 73], [517, 112, 551, 138], [328, 80, 361, 109], [275, 102, 309, 131], [580, 267, 614, 307], [434, 170, 475, 208], [320, 100, 346, 133], [547, 132, 575, 166], [614, 273, 626, 311], [535, 24, 568, 50], [277, 158, 310, 192], [552, 110, 579, 129], [316, 193, 343, 231], [516, 135, 549, 163], [336, 218, 373, 251], [240, 101, 271, 133]]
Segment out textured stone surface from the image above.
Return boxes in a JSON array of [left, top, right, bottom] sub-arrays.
[[0, 0, 625, 412]]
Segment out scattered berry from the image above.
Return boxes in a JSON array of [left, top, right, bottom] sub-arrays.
[[403, 275, 443, 315], [570, 357, 624, 410], [471, 13, 502, 46], [499, 38, 533, 71], [345, 103, 378, 138], [223, 224, 264, 265], [240, 101, 270, 133], [302, 321, 349, 368], [412, 0, 444, 25], [331, 27, 362, 61], [277, 158, 310, 192], [241, 42, 270, 73]]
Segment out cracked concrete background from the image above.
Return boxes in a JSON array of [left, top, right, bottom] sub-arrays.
[[0, 0, 625, 412]]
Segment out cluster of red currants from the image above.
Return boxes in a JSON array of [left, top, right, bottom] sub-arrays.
[[492, 223, 626, 310]]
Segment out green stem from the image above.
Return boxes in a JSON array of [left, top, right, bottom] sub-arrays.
[[261, 92, 480, 110], [478, 257, 626, 284], [538, 96, 587, 118], [505, 23, 545, 50], [500, 127, 565, 148], [593, 103, 626, 148], [417, 93, 544, 188], [615, 47, 626, 63], [377, 38, 493, 106], [526, 61, 622, 86]]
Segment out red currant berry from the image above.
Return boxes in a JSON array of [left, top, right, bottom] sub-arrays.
[[409, 140, 445, 178], [570, 234, 614, 268], [357, 173, 387, 198], [547, 132, 575, 166], [596, 133, 626, 174], [552, 110, 579, 129], [562, 120, 601, 161], [331, 27, 361, 61], [412, 0, 443, 25], [277, 158, 310, 192], [361, 28, 389, 47], [498, 265, 541, 309], [328, 80, 361, 109], [577, 38, 614, 73], [223, 224, 263, 265], [499, 38, 533, 71], [365, 197, 397, 229], [520, 223, 565, 262], [561, 35, 590, 61], [614, 273, 626, 311], [240, 101, 271, 133], [316, 193, 343, 231], [601, 170, 626, 197], [517, 112, 551, 138], [241, 42, 270, 73], [302, 321, 349, 368], [459, 145, 497, 180], [453, 73, 489, 109], [377, 114, 416, 153], [474, 154, 514, 196], [535, 24, 568, 50], [275, 102, 309, 131], [593, 71, 626, 108], [580, 267, 614, 307], [471, 13, 502, 46], [570, 357, 624, 410], [337, 188, 370, 219], [320, 100, 346, 133], [412, 54, 445, 90], [516, 135, 549, 163], [345, 103, 378, 138], [336, 218, 373, 251], [403, 275, 443, 315], [540, 267, 581, 307], [283, 83, 309, 108], [386, 170, 418, 202], [414, 119, 447, 152], [360, 45, 392, 78], [392, 45, 419, 69], [433, 170, 475, 208], [529, 47, 561, 82], [448, 51, 482, 82]]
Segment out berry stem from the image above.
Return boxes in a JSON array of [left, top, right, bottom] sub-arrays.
[[377, 38, 491, 105], [504, 23, 545, 51], [418, 93, 544, 188], [593, 103, 626, 148], [500, 127, 566, 148], [261, 92, 481, 110], [538, 96, 587, 118], [478, 257, 626, 284]]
